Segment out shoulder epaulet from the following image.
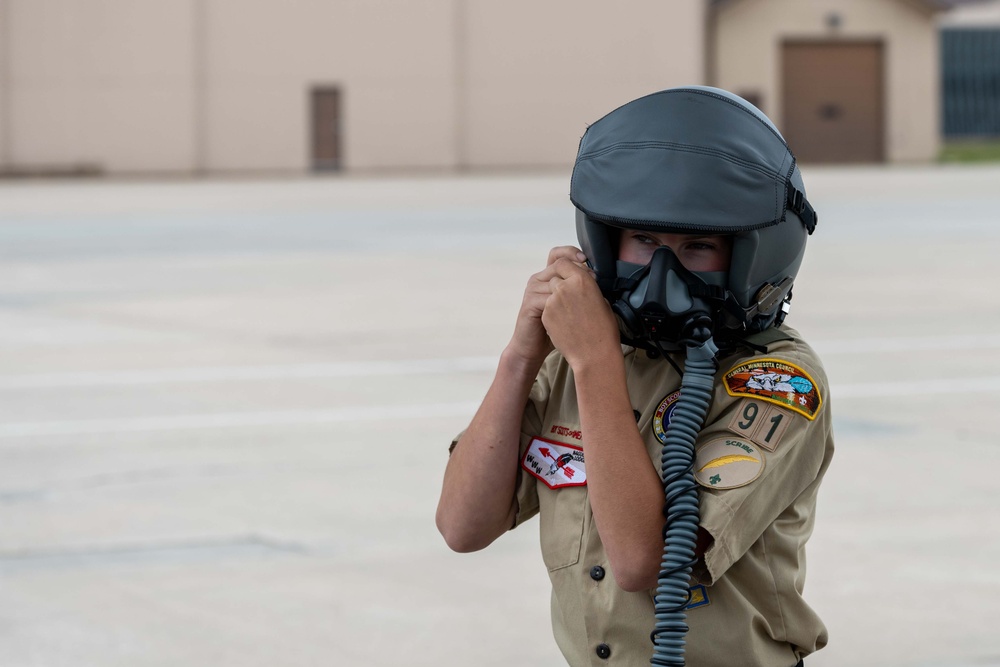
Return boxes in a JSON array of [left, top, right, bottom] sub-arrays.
[[740, 326, 794, 352]]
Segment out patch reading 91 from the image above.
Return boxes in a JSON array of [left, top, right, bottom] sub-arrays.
[[727, 398, 792, 452], [693, 437, 764, 490]]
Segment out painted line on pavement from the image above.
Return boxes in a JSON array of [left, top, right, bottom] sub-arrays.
[[810, 333, 1000, 354], [0, 357, 499, 389], [2, 374, 1000, 437], [2, 333, 1000, 390], [834, 375, 1000, 398], [0, 401, 483, 438]]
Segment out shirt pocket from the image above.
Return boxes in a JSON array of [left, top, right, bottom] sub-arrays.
[[538, 484, 587, 571]]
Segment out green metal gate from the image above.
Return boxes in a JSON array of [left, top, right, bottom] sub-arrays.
[[942, 28, 1000, 137]]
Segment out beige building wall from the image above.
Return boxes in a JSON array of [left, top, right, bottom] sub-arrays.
[[4, 0, 198, 173], [713, 0, 941, 163], [463, 0, 706, 168], [0, 1, 9, 166], [204, 0, 459, 172], [0, 0, 706, 174], [206, 0, 705, 171], [940, 0, 1000, 26]]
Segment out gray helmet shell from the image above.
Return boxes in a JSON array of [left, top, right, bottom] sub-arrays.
[[572, 86, 817, 333]]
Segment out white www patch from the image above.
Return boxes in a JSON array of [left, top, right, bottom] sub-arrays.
[[522, 437, 587, 489]]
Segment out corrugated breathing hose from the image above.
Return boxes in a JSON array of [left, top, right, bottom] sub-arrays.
[[650, 336, 718, 667]]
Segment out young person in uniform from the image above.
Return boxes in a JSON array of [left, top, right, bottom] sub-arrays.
[[436, 87, 833, 667]]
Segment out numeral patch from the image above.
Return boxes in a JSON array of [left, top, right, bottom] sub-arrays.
[[727, 399, 792, 451]]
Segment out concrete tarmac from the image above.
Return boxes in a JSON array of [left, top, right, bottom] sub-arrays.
[[1, 167, 999, 666]]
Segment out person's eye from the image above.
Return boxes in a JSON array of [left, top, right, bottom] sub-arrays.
[[633, 233, 658, 245], [687, 241, 717, 252]]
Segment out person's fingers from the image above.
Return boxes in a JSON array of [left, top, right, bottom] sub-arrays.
[[548, 257, 593, 281], [546, 246, 587, 266]]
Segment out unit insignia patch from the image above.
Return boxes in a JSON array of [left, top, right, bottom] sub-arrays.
[[686, 584, 710, 610], [693, 437, 764, 489], [522, 437, 587, 489], [652, 390, 681, 444], [724, 358, 822, 420]]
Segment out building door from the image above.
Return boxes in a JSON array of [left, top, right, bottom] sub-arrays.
[[781, 41, 884, 163], [311, 87, 342, 171]]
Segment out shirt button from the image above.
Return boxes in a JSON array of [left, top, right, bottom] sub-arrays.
[[596, 643, 612, 659], [590, 565, 606, 581]]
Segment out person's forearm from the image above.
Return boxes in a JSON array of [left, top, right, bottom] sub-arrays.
[[436, 347, 542, 552], [573, 352, 666, 592]]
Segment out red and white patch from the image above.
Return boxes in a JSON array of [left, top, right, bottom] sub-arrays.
[[521, 437, 587, 489]]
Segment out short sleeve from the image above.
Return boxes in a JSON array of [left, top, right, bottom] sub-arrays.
[[510, 353, 560, 528], [695, 347, 834, 583], [445, 352, 558, 530]]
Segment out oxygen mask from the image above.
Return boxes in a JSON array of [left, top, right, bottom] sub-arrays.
[[611, 246, 728, 352]]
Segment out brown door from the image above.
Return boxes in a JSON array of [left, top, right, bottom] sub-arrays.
[[312, 87, 342, 171], [781, 41, 884, 163]]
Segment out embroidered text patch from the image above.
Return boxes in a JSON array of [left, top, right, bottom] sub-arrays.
[[522, 437, 587, 489], [652, 390, 681, 444], [694, 437, 764, 489], [724, 358, 822, 420]]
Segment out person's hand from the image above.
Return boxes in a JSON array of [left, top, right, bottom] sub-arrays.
[[507, 246, 589, 366], [540, 254, 620, 370]]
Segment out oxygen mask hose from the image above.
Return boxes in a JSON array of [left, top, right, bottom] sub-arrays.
[[650, 335, 718, 667]]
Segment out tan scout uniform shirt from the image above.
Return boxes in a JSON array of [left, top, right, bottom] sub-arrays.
[[511, 326, 833, 667]]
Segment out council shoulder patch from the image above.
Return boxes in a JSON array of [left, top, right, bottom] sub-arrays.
[[652, 390, 681, 444], [724, 357, 822, 420], [522, 437, 586, 489], [694, 437, 764, 490]]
